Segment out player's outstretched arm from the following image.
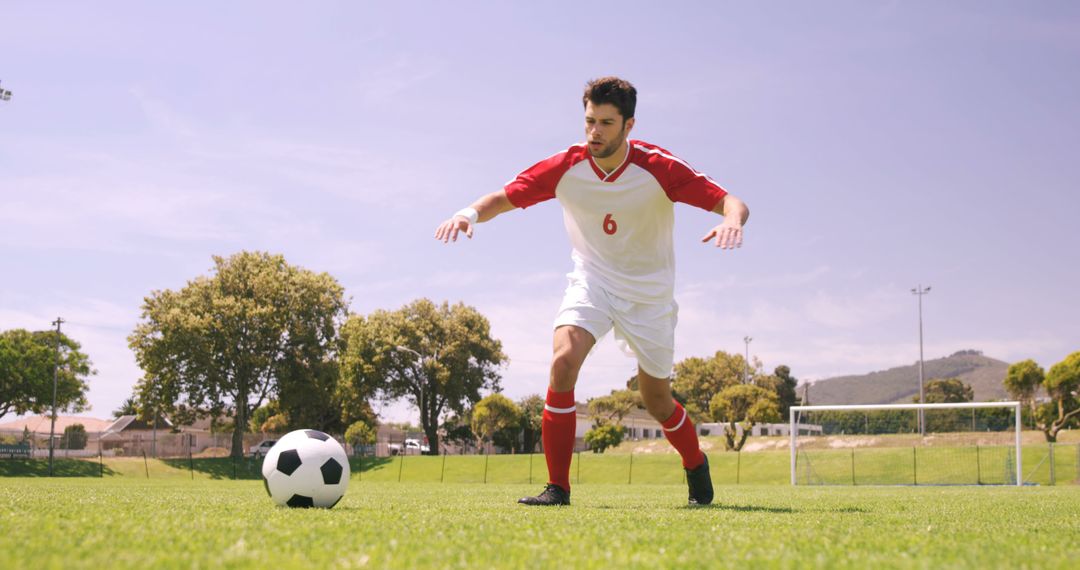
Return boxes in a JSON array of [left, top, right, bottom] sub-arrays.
[[701, 194, 749, 250], [434, 190, 517, 243]]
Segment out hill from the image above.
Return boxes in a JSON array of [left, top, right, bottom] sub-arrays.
[[805, 350, 1013, 405]]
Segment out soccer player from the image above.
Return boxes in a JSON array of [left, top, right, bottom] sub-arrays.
[[434, 77, 749, 506]]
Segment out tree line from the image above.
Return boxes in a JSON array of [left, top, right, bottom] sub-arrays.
[[4, 250, 1076, 456]]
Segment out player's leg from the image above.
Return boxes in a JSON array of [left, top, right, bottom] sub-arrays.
[[637, 369, 713, 505], [519, 325, 594, 506], [520, 276, 612, 506], [614, 297, 714, 505], [637, 370, 703, 469]]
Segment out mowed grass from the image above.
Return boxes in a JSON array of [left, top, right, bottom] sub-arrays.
[[0, 478, 1078, 569]]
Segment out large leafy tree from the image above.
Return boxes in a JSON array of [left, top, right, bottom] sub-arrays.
[[673, 351, 754, 420], [756, 365, 799, 418], [0, 329, 93, 421], [128, 251, 348, 458], [1038, 351, 1080, 442], [918, 378, 974, 432], [339, 298, 506, 455], [276, 358, 374, 434], [709, 384, 781, 451], [471, 393, 521, 452], [1004, 359, 1044, 424], [921, 378, 974, 403]]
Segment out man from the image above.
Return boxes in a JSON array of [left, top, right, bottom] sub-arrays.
[[435, 77, 748, 506]]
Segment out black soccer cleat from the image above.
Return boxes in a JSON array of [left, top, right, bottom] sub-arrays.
[[518, 483, 571, 506], [686, 454, 714, 506]]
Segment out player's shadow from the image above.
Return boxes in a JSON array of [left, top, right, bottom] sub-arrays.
[[684, 504, 800, 514]]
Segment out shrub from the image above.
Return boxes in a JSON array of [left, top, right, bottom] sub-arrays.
[[62, 424, 88, 450], [584, 422, 623, 453], [345, 421, 376, 454]]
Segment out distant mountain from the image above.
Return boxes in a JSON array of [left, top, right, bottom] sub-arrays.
[[804, 350, 1012, 405]]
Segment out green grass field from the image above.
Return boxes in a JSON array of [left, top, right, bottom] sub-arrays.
[[1, 439, 1078, 568], [1, 477, 1078, 569]]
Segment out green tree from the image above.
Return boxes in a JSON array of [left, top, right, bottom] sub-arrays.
[[673, 351, 755, 421], [260, 414, 289, 434], [248, 400, 281, 433], [587, 389, 641, 424], [756, 365, 799, 418], [0, 328, 93, 421], [584, 422, 624, 453], [917, 378, 974, 432], [128, 251, 349, 459], [921, 378, 974, 403], [1004, 359, 1044, 425], [276, 358, 373, 434], [440, 413, 475, 452], [517, 394, 544, 453], [339, 298, 506, 455], [61, 423, 87, 450], [112, 396, 139, 419], [1038, 351, 1080, 442], [470, 393, 521, 452], [709, 384, 781, 451], [344, 420, 377, 454]]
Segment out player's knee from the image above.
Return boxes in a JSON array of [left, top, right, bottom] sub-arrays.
[[641, 391, 675, 421], [549, 352, 582, 388]]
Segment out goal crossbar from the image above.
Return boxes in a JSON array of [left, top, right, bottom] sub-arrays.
[[789, 401, 1022, 486]]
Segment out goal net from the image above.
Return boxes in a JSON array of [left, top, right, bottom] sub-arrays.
[[789, 402, 1022, 486]]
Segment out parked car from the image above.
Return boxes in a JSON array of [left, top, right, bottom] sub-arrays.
[[388, 438, 430, 455], [249, 439, 277, 458]]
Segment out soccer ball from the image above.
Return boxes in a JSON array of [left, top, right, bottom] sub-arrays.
[[261, 429, 350, 508]]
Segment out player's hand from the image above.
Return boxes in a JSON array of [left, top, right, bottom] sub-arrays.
[[701, 220, 743, 250], [434, 216, 473, 243]]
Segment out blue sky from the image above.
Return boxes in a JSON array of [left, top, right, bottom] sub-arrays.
[[2, 2, 1078, 422]]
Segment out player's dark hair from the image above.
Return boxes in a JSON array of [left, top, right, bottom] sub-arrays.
[[583, 76, 636, 120]]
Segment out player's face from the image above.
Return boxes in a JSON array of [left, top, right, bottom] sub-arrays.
[[585, 101, 634, 159]]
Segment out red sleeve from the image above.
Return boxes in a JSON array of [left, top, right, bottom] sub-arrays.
[[631, 142, 727, 212], [503, 146, 584, 209]]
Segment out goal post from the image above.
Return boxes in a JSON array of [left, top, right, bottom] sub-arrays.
[[789, 402, 1022, 487]]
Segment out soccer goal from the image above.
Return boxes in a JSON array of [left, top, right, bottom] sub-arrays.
[[789, 402, 1022, 486]]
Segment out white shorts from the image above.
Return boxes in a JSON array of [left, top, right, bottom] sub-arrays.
[[552, 274, 678, 379]]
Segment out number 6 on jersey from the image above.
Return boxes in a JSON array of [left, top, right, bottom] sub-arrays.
[[603, 213, 618, 235]]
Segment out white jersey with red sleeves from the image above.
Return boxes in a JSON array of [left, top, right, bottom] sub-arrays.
[[504, 139, 727, 303]]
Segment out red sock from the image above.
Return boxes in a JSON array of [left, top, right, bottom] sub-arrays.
[[541, 388, 576, 492], [662, 400, 705, 469]]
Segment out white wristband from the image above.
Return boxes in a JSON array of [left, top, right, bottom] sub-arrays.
[[454, 207, 479, 225]]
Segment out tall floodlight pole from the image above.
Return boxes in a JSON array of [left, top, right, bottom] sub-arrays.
[[49, 317, 65, 476], [911, 286, 931, 436], [743, 336, 753, 384]]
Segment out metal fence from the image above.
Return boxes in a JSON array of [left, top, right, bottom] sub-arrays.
[[4, 441, 1076, 486]]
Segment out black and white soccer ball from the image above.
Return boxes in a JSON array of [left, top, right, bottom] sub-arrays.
[[261, 429, 350, 508]]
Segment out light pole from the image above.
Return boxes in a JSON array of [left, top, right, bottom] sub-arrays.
[[911, 285, 931, 436], [743, 336, 753, 384], [49, 317, 65, 476]]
